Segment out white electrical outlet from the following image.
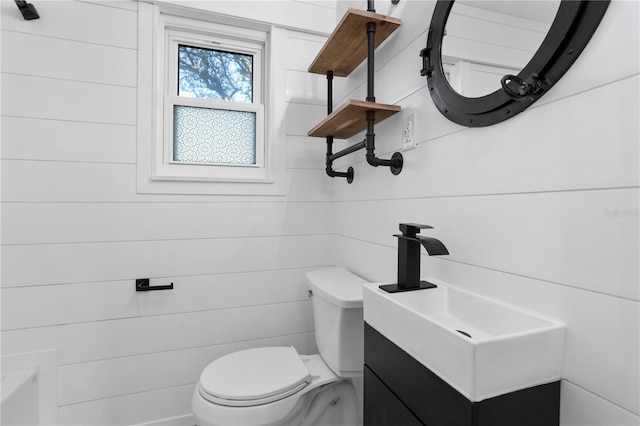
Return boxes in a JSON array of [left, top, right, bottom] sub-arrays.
[[401, 113, 416, 151]]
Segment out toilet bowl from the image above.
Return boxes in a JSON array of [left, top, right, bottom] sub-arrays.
[[192, 267, 368, 426], [192, 348, 356, 426]]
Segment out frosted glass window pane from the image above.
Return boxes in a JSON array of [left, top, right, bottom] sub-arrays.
[[173, 106, 256, 165], [178, 45, 253, 103]]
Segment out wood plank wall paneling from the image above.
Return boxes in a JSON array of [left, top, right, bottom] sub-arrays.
[[1, 269, 320, 331], [0, 161, 333, 203], [2, 73, 137, 125], [1, 202, 332, 245], [2, 0, 637, 424], [333, 0, 640, 423], [333, 190, 639, 300], [1, 30, 138, 86], [1, 117, 137, 164], [58, 384, 196, 426], [0, 1, 138, 48], [2, 301, 316, 367], [0, 1, 335, 424]]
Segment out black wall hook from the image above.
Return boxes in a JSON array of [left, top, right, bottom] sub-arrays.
[[15, 0, 39, 20]]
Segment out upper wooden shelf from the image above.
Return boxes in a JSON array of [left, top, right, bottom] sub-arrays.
[[308, 99, 401, 139], [308, 8, 401, 77]]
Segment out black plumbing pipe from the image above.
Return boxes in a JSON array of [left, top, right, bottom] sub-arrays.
[[324, 71, 354, 182], [366, 147, 404, 170], [326, 135, 353, 180], [366, 22, 376, 103], [362, 15, 404, 175], [365, 112, 404, 173], [325, 71, 334, 177], [367, 0, 375, 12], [325, 135, 335, 176], [365, 114, 382, 167], [329, 140, 366, 162], [326, 163, 353, 181], [327, 71, 333, 115]]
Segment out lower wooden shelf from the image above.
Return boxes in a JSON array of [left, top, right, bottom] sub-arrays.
[[307, 99, 401, 139]]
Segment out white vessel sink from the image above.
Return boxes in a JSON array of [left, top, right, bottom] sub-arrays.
[[363, 280, 565, 402]]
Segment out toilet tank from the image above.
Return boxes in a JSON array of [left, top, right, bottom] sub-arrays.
[[306, 267, 368, 377]]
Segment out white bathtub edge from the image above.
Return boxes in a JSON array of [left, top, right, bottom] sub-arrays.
[[1, 349, 58, 425]]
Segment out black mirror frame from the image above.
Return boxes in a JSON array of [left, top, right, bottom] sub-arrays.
[[421, 0, 610, 127]]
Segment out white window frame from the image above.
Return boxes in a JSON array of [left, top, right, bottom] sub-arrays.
[[163, 28, 265, 178], [137, 2, 287, 195]]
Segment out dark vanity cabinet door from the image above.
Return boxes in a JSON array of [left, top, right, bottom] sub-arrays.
[[363, 323, 561, 426], [364, 366, 423, 426], [364, 323, 473, 426]]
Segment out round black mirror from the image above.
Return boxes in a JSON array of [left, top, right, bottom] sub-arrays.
[[421, 0, 610, 127], [441, 1, 560, 99]]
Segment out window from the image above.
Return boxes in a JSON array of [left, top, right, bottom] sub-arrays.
[[162, 27, 265, 179], [137, 3, 286, 195], [173, 45, 257, 166]]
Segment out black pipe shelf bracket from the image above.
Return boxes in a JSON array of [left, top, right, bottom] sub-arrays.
[[307, 2, 403, 183]]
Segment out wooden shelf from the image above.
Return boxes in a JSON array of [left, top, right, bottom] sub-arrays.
[[308, 99, 401, 139], [308, 8, 401, 77]]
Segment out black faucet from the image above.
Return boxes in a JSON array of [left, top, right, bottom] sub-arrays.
[[379, 223, 449, 293]]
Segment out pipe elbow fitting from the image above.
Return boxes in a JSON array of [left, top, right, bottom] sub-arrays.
[[366, 152, 380, 167]]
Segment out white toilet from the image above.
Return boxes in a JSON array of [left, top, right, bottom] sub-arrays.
[[192, 267, 368, 426]]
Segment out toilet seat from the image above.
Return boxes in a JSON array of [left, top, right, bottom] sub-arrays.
[[198, 347, 312, 407], [193, 351, 345, 426]]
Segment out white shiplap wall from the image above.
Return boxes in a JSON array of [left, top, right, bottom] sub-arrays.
[[2, 0, 638, 425], [0, 1, 334, 424], [332, 0, 639, 425]]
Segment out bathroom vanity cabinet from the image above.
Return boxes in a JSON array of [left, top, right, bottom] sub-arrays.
[[363, 323, 561, 426]]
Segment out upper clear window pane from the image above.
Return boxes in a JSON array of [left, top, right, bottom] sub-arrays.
[[178, 45, 253, 103]]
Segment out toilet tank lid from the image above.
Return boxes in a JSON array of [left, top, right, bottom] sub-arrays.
[[306, 267, 369, 308]]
